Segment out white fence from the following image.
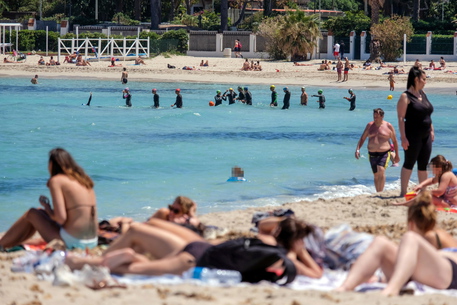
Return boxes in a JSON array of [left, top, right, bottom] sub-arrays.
[[57, 37, 150, 62]]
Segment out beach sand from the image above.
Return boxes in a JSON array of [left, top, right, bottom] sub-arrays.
[[1, 55, 457, 304]]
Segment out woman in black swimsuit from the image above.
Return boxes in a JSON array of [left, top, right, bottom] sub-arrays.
[[337, 191, 457, 295], [397, 67, 434, 197]]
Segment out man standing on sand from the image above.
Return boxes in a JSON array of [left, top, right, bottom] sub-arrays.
[[333, 41, 340, 60], [355, 108, 400, 192], [336, 57, 343, 82], [343, 57, 350, 82], [121, 68, 128, 84]]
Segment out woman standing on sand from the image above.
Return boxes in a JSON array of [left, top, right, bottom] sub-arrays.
[[0, 148, 98, 250], [338, 191, 457, 295], [397, 67, 434, 197]]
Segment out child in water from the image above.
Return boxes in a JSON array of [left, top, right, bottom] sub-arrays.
[[393, 155, 457, 207]]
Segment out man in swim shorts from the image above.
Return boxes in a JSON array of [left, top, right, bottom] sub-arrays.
[[355, 108, 400, 192], [121, 67, 128, 84]]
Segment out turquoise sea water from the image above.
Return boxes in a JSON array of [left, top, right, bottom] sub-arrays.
[[1, 77, 456, 232]]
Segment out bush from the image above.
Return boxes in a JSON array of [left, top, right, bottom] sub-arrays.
[[371, 15, 414, 61], [161, 29, 188, 53], [324, 11, 371, 37]]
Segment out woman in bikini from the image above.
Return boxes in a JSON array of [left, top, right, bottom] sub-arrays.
[[0, 148, 98, 250], [337, 191, 457, 295], [66, 217, 322, 281]]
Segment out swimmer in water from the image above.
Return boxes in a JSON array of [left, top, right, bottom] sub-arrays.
[[123, 88, 132, 107], [152, 88, 159, 108], [31, 75, 38, 84], [83, 92, 93, 106], [270, 85, 278, 107], [312, 89, 326, 109], [343, 89, 356, 111], [171, 89, 182, 108]]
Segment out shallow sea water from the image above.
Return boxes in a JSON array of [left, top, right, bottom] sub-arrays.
[[1, 77, 456, 231]]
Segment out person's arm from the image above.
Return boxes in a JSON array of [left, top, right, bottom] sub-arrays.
[[431, 173, 452, 197], [288, 247, 323, 278], [413, 177, 436, 192], [43, 176, 68, 225], [257, 216, 283, 235], [355, 124, 370, 159], [430, 123, 435, 142], [388, 123, 401, 164], [397, 93, 409, 150]]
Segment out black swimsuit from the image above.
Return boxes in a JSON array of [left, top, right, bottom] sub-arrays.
[[182, 241, 212, 261], [403, 90, 433, 171]]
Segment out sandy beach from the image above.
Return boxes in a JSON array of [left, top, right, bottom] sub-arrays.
[[1, 55, 457, 304]]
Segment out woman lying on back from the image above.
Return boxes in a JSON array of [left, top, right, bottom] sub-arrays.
[[0, 148, 98, 250], [337, 191, 457, 295]]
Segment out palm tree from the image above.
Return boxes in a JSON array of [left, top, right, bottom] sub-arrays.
[[369, 0, 385, 61], [150, 0, 160, 29], [279, 11, 321, 60]]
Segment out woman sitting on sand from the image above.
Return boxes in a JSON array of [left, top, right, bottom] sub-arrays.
[[241, 58, 250, 71], [337, 191, 457, 295], [0, 148, 98, 251], [66, 217, 322, 282]]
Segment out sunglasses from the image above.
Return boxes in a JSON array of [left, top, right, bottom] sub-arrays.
[[168, 205, 180, 214]]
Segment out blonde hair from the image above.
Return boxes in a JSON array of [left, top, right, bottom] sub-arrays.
[[173, 196, 196, 215], [407, 191, 436, 233]]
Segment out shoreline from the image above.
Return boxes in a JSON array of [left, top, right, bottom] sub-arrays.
[[1, 55, 457, 95]]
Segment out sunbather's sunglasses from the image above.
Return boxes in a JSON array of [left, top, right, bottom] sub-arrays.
[[168, 205, 181, 214]]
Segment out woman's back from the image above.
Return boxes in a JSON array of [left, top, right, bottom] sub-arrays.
[[425, 228, 457, 250], [51, 174, 97, 239]]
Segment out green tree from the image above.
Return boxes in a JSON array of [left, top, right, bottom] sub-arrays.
[[324, 10, 371, 37], [307, 0, 361, 12], [257, 10, 321, 60], [370, 15, 414, 61]]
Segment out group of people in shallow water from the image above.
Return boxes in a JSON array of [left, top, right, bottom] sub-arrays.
[[115, 85, 357, 111], [1, 147, 457, 295]]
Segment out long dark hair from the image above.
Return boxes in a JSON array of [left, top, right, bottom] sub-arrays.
[[275, 218, 313, 251], [430, 155, 453, 182], [406, 66, 425, 90], [48, 148, 94, 189]]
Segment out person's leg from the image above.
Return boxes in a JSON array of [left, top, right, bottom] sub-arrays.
[[103, 222, 188, 259], [400, 167, 413, 197], [144, 218, 204, 243], [0, 208, 60, 248], [105, 250, 195, 276], [374, 166, 386, 192], [337, 236, 397, 291], [382, 231, 454, 296]]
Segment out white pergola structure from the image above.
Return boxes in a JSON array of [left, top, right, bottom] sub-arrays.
[[0, 23, 22, 54]]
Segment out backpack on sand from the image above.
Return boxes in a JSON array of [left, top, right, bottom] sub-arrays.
[[196, 237, 296, 285]]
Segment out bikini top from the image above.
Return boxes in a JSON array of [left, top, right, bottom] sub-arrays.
[[67, 204, 96, 217]]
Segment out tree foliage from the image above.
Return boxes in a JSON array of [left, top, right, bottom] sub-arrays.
[[307, 0, 361, 12], [370, 15, 414, 61], [324, 11, 371, 37], [257, 10, 321, 60]]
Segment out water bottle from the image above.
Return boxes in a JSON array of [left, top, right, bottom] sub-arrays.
[[183, 267, 242, 285]]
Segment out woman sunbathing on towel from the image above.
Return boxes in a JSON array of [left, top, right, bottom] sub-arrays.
[[337, 191, 457, 295], [66, 217, 322, 282]]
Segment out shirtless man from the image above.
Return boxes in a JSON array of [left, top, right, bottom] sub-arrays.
[[300, 87, 308, 106], [121, 68, 128, 84], [355, 108, 400, 192], [31, 75, 38, 84], [343, 57, 350, 82], [336, 58, 343, 82]]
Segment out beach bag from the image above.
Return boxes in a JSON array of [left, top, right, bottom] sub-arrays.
[[238, 42, 242, 49], [196, 237, 296, 285]]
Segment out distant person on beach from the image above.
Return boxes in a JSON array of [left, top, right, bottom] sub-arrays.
[[149, 196, 201, 227], [428, 60, 436, 70], [312, 89, 326, 109], [255, 61, 262, 71], [152, 88, 159, 108], [31, 75, 38, 84], [355, 108, 400, 192], [337, 190, 457, 296], [123, 88, 132, 107], [387, 73, 396, 91], [135, 57, 146, 65], [171, 88, 183, 108], [343, 57, 350, 82], [243, 87, 252, 105], [46, 56, 56, 66], [0, 148, 98, 251], [121, 68, 128, 84], [439, 57, 446, 69], [393, 155, 457, 207], [339, 41, 345, 59], [227, 166, 247, 182], [38, 56, 45, 65], [233, 39, 243, 58], [317, 60, 327, 71], [300, 87, 308, 106], [397, 67, 434, 197], [270, 85, 278, 107], [214, 90, 226, 106], [336, 57, 343, 81], [223, 88, 237, 104], [333, 42, 340, 60], [241, 58, 250, 71], [343, 89, 356, 111], [236, 86, 245, 103], [282, 87, 291, 110], [414, 59, 422, 69]]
